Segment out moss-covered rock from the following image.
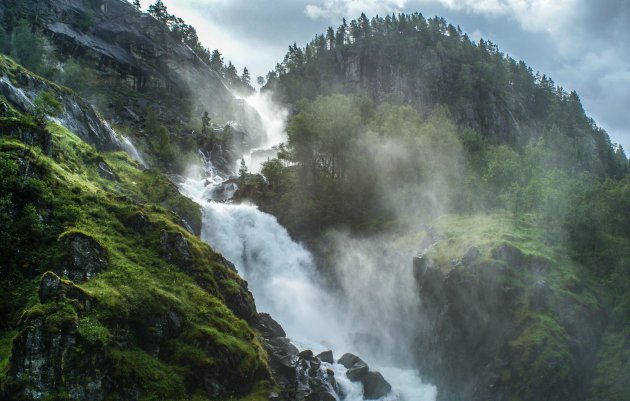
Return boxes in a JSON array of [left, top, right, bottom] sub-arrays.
[[0, 73, 271, 401], [412, 214, 603, 401]]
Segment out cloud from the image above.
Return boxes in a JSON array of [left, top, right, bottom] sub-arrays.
[[305, 0, 407, 22], [437, 0, 577, 33]]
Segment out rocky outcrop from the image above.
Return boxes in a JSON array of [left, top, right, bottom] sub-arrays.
[[0, 65, 121, 152], [412, 233, 603, 401], [58, 232, 109, 284], [338, 353, 392, 400], [256, 314, 340, 401], [256, 314, 392, 401], [5, 272, 103, 401]]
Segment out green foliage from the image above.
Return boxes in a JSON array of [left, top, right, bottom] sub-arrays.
[[268, 12, 625, 178], [77, 317, 111, 347], [109, 348, 187, 400], [59, 59, 95, 95], [145, 108, 176, 167], [6, 20, 58, 79], [0, 331, 16, 373], [0, 98, 268, 400], [240, 94, 464, 236], [34, 91, 63, 119]]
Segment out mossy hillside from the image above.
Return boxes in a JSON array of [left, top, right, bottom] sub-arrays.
[[419, 213, 602, 399], [0, 109, 270, 400], [0, 332, 16, 374]]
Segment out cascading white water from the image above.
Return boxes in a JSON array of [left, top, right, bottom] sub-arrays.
[[178, 92, 437, 401], [120, 136, 147, 168], [237, 91, 289, 174]]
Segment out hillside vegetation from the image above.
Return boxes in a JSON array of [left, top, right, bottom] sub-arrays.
[[0, 55, 271, 401]]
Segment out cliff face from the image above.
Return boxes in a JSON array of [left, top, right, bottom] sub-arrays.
[[0, 0, 263, 143], [0, 56, 120, 151], [411, 215, 603, 401], [268, 24, 623, 177]]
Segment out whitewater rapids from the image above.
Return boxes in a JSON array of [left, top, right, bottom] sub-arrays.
[[177, 92, 437, 401]]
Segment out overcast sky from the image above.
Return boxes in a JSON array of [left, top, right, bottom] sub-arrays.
[[155, 0, 630, 151]]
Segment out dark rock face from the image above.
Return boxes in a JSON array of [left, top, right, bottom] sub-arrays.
[[39, 271, 93, 311], [97, 161, 117, 181], [8, 272, 102, 401], [160, 230, 192, 267], [58, 232, 109, 283], [412, 239, 603, 401], [337, 353, 391, 399], [254, 313, 341, 401], [317, 350, 334, 364], [257, 313, 286, 338], [0, 68, 121, 152]]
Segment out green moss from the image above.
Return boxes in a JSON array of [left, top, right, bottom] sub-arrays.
[[25, 302, 78, 333], [0, 331, 16, 373], [109, 348, 187, 401], [0, 83, 269, 400], [76, 317, 111, 347]]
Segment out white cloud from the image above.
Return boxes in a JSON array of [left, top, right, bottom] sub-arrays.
[[437, 0, 577, 33], [305, 0, 407, 22]]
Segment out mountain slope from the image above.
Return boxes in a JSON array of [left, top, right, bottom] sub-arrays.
[[266, 13, 626, 178], [0, 55, 271, 401]]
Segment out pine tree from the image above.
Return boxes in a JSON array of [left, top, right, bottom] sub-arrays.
[[241, 67, 251, 86], [225, 61, 238, 85], [257, 76, 265, 87], [201, 111, 211, 136], [238, 158, 248, 184], [148, 0, 169, 24], [209, 50, 224, 76], [335, 18, 347, 46], [326, 26, 335, 49], [132, 0, 141, 9]]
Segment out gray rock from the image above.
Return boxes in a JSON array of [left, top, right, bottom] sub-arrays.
[[97, 161, 116, 181], [298, 349, 315, 360], [39, 271, 62, 303], [346, 361, 369, 382], [361, 371, 392, 400], [38, 272, 93, 312], [317, 350, 334, 364], [338, 353, 366, 369], [58, 232, 109, 283], [257, 313, 286, 338], [160, 230, 192, 267]]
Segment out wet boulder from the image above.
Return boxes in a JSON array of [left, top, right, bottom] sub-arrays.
[[338, 353, 365, 369], [257, 313, 286, 338], [317, 350, 334, 364], [361, 371, 392, 400]]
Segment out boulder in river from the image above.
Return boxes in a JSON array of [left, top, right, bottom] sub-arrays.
[[317, 350, 334, 364]]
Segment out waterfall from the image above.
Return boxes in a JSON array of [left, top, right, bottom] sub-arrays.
[[178, 92, 437, 401], [120, 136, 147, 168]]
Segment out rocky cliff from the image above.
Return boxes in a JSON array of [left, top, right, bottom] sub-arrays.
[[0, 0, 264, 154], [412, 215, 603, 401]]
